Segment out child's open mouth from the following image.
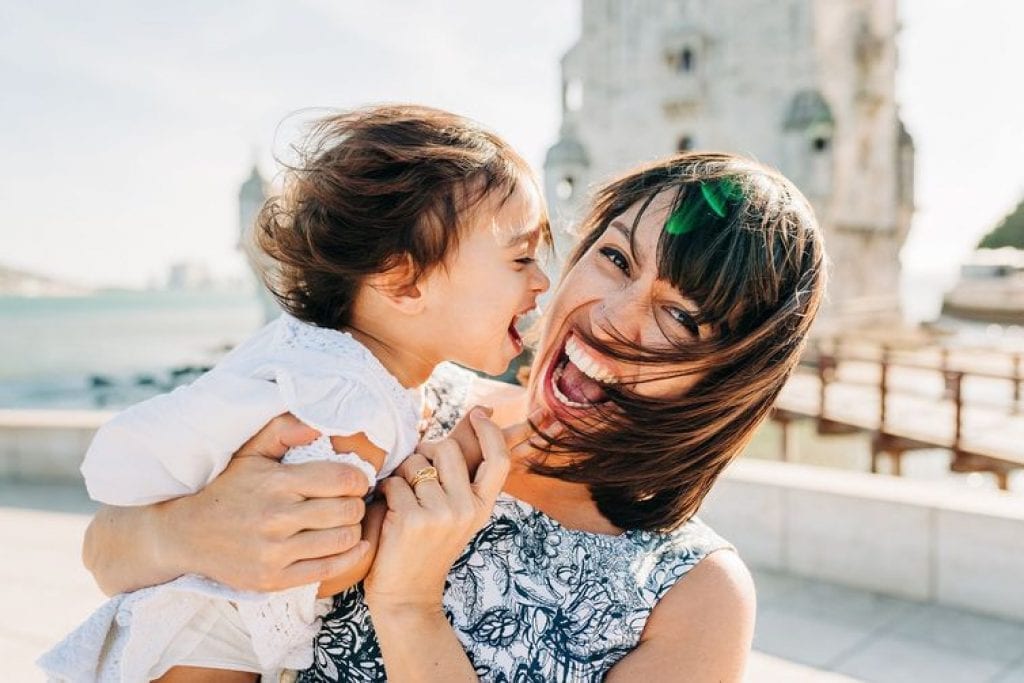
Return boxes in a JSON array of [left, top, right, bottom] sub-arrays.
[[508, 317, 523, 351], [548, 333, 618, 408]]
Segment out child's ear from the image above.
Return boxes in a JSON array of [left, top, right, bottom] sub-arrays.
[[364, 256, 427, 314]]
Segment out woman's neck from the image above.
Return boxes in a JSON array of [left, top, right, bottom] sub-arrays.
[[503, 463, 623, 536]]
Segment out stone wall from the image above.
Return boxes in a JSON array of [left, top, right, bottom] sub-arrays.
[[0, 410, 111, 483], [702, 458, 1024, 622], [3, 409, 1021, 622]]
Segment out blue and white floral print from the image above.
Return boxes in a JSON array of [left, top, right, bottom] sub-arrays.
[[298, 366, 731, 683]]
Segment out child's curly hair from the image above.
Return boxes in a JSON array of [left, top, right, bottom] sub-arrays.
[[253, 104, 549, 330]]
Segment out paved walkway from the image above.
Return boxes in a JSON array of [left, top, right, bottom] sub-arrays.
[[2, 482, 1023, 682]]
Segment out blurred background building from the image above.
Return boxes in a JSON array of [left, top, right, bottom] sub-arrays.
[[238, 163, 278, 322], [545, 0, 914, 329]]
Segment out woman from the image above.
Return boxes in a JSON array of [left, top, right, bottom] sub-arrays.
[[83, 152, 825, 681]]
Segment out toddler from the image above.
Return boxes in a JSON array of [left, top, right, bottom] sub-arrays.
[[39, 104, 550, 682]]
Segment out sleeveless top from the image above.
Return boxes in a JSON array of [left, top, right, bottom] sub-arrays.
[[297, 366, 733, 683]]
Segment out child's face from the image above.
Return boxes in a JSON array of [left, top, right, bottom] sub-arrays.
[[419, 181, 550, 376]]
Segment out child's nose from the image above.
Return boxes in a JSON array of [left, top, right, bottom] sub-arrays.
[[531, 265, 551, 293]]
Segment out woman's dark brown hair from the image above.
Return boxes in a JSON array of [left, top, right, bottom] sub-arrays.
[[534, 152, 827, 531], [253, 104, 548, 330]]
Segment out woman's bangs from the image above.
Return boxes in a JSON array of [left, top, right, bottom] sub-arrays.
[[655, 184, 753, 340]]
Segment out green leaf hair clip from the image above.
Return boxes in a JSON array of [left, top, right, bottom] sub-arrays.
[[665, 179, 742, 236], [700, 182, 728, 218]]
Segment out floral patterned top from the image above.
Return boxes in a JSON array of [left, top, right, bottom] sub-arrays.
[[298, 365, 733, 683]]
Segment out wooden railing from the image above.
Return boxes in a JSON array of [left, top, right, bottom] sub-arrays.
[[773, 336, 1024, 489]]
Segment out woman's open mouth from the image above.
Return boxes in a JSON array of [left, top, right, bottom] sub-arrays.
[[546, 333, 619, 409]]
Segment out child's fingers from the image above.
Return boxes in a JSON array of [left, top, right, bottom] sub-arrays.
[[430, 437, 474, 508], [437, 404, 493, 469], [469, 411, 511, 503], [501, 407, 553, 449]]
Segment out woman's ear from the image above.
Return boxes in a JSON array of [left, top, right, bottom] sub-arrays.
[[363, 255, 427, 315]]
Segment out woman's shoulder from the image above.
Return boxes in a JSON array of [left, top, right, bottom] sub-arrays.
[[610, 549, 755, 679], [655, 545, 755, 614]]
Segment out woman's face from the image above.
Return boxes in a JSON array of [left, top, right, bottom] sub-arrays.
[[528, 190, 713, 419]]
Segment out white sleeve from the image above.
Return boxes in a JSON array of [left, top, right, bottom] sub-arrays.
[[274, 365, 398, 456], [80, 371, 286, 506]]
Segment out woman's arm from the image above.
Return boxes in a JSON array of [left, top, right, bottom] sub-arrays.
[[83, 415, 372, 595], [363, 409, 546, 682], [605, 550, 756, 682]]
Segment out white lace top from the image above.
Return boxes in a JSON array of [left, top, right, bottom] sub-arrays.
[[81, 313, 425, 502], [39, 314, 428, 681]]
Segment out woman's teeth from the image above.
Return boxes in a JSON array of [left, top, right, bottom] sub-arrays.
[[564, 335, 619, 384]]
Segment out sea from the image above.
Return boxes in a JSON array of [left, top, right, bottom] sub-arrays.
[[1, 271, 1020, 410], [0, 289, 263, 409]]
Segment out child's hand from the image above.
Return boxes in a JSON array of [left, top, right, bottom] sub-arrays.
[[437, 405, 560, 476]]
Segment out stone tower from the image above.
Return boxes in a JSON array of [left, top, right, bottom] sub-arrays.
[[545, 0, 915, 328], [238, 164, 278, 322]]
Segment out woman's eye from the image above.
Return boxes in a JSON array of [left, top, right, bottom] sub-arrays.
[[599, 246, 630, 274], [666, 306, 700, 337]]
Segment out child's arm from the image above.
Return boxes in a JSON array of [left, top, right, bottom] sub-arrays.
[[314, 433, 387, 597], [81, 372, 284, 506]]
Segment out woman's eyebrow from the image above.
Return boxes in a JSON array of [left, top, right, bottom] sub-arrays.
[[609, 219, 643, 267], [609, 220, 632, 240]]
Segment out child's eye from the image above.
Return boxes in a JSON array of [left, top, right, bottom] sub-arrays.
[[599, 246, 630, 274], [515, 257, 536, 265], [665, 306, 700, 337]]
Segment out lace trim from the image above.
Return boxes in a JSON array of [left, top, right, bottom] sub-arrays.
[[277, 314, 421, 422]]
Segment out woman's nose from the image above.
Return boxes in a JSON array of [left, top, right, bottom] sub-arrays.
[[591, 290, 645, 345]]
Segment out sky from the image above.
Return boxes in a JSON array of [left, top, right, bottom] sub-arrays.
[[1, 0, 1022, 289]]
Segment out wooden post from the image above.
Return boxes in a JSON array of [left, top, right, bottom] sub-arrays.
[[948, 370, 965, 481], [1013, 353, 1022, 414], [879, 346, 890, 430], [818, 353, 833, 421], [948, 370, 964, 451], [940, 347, 952, 399]]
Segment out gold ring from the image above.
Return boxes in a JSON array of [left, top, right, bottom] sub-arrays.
[[409, 465, 439, 488]]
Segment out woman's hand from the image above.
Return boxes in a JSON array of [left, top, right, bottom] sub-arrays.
[[361, 407, 554, 682], [362, 406, 555, 609], [362, 408, 511, 611], [84, 414, 373, 595]]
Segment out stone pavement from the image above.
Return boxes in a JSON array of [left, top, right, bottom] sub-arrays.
[[2, 482, 1023, 682]]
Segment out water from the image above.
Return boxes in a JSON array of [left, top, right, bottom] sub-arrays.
[[0, 272, 1017, 409], [0, 289, 263, 408]]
